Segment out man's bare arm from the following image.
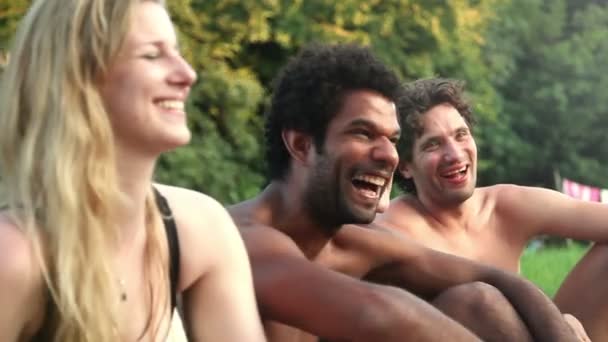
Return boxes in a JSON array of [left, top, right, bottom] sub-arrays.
[[496, 184, 608, 242], [363, 229, 576, 341], [241, 226, 481, 342]]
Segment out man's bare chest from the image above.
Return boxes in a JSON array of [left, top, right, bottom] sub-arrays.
[[410, 219, 522, 272]]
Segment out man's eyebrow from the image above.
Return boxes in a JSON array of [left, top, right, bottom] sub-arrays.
[[419, 135, 441, 146], [345, 118, 375, 128], [346, 118, 401, 136], [454, 125, 470, 132]]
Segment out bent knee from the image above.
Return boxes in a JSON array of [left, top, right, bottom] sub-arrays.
[[433, 281, 508, 312]]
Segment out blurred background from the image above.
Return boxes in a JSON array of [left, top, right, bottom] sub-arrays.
[[2, 0, 607, 295]]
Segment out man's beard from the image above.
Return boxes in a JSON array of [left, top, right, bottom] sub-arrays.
[[303, 155, 374, 234]]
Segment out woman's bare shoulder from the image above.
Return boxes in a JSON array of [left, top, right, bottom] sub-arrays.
[[154, 184, 229, 230], [153, 184, 242, 288], [0, 213, 46, 340], [0, 214, 39, 284]]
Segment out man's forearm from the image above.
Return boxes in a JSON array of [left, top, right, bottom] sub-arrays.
[[352, 284, 482, 342]]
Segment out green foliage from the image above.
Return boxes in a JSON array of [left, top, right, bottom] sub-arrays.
[[3, 0, 608, 203], [156, 63, 266, 204], [164, 0, 503, 203], [0, 0, 27, 49], [479, 0, 608, 189]]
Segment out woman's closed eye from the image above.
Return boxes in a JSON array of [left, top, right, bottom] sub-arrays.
[[141, 50, 161, 60]]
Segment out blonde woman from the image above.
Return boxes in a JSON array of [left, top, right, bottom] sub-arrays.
[[0, 0, 266, 341]]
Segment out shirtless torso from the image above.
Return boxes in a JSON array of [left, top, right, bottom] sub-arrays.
[[230, 198, 396, 342], [379, 185, 525, 272], [385, 82, 608, 340], [252, 228, 372, 342], [379, 185, 608, 342], [379, 181, 608, 273], [229, 184, 577, 342]]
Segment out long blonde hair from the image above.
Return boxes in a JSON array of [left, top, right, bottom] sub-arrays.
[[0, 0, 169, 340]]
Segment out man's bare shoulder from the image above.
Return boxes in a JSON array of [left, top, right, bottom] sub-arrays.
[[227, 198, 265, 229], [389, 193, 419, 209], [482, 183, 575, 227], [227, 199, 305, 259], [479, 184, 556, 209], [478, 184, 519, 197], [481, 183, 548, 196], [375, 194, 427, 230]]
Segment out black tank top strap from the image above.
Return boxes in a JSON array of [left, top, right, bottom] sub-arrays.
[[30, 190, 181, 339], [153, 187, 181, 312]]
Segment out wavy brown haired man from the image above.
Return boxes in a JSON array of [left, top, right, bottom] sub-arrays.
[[377, 77, 598, 341]]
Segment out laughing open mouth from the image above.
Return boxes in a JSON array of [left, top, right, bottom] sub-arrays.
[[440, 165, 468, 180], [157, 100, 185, 110], [352, 174, 386, 198]]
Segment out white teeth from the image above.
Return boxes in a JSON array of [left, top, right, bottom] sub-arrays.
[[443, 166, 467, 176], [158, 100, 184, 110], [353, 175, 386, 186]]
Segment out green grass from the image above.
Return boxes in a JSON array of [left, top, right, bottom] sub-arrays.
[[521, 243, 589, 298]]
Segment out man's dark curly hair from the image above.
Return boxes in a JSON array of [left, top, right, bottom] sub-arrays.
[[265, 44, 403, 180], [395, 78, 476, 193]]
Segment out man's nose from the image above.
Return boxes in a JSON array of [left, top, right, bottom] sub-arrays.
[[442, 139, 463, 163], [371, 136, 399, 170]]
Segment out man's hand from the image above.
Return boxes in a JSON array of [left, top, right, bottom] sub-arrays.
[[564, 313, 591, 342]]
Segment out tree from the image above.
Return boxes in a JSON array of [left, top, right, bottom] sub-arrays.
[[2, 0, 542, 203], [481, 0, 608, 189]]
